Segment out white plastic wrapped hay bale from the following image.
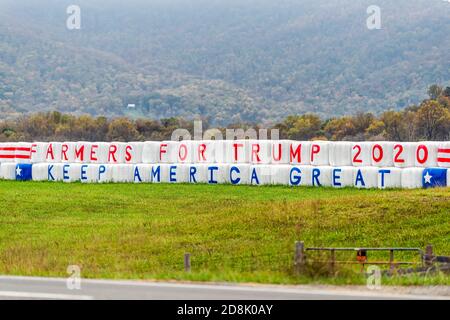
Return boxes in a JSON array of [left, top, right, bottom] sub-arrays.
[[226, 139, 250, 163], [159, 141, 179, 163], [14, 142, 32, 163], [205, 164, 228, 184], [289, 141, 311, 165], [331, 166, 356, 188], [392, 142, 416, 168], [0, 143, 15, 163], [89, 142, 110, 163], [248, 140, 272, 164], [31, 163, 48, 181], [271, 165, 291, 185], [250, 165, 272, 185], [98, 164, 112, 183], [47, 163, 64, 182], [158, 163, 179, 183], [437, 142, 450, 168], [289, 165, 313, 187], [194, 140, 216, 163], [142, 142, 160, 164], [371, 142, 394, 167], [310, 141, 330, 166], [30, 142, 49, 163], [311, 166, 333, 187], [401, 167, 424, 189], [80, 164, 90, 183], [62, 163, 82, 183], [123, 142, 143, 164], [228, 164, 251, 185], [45, 142, 62, 162], [176, 164, 190, 183], [79, 164, 101, 183], [133, 164, 153, 183], [147, 164, 161, 183], [61, 142, 76, 163], [163, 164, 179, 183], [164, 163, 188, 183], [271, 140, 291, 165], [0, 162, 17, 180], [111, 164, 134, 183], [414, 142, 439, 167], [187, 163, 208, 183], [378, 167, 402, 189], [108, 142, 126, 164], [351, 142, 373, 167], [422, 168, 448, 188], [80, 164, 111, 183], [75, 141, 91, 163], [353, 167, 378, 189], [213, 140, 228, 163], [329, 142, 352, 166], [15, 163, 33, 181], [176, 141, 195, 164]]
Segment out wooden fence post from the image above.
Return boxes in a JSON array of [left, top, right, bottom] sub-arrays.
[[294, 241, 305, 274], [425, 245, 434, 267], [184, 253, 191, 272], [330, 249, 336, 275], [389, 249, 395, 271]]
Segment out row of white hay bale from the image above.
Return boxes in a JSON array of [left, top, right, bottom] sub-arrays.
[[1, 141, 449, 167], [2, 162, 449, 189]]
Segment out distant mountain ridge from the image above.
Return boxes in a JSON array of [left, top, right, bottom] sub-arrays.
[[0, 0, 449, 125]]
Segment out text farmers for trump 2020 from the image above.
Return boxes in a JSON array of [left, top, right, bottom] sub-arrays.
[[1, 140, 449, 188]]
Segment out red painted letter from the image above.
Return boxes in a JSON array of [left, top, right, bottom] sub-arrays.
[[251, 143, 261, 162], [46, 144, 54, 161], [372, 144, 383, 163], [311, 144, 320, 162], [61, 144, 69, 161], [393, 144, 404, 163], [198, 143, 206, 161], [125, 145, 132, 162], [416, 145, 428, 164], [31, 144, 37, 156], [352, 145, 362, 163], [272, 143, 282, 162], [108, 145, 118, 162], [233, 143, 243, 161], [178, 144, 187, 161], [290, 144, 301, 163], [90, 144, 98, 161], [160, 143, 167, 161], [75, 145, 85, 161]]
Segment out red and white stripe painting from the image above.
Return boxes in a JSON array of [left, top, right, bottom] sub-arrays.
[[437, 143, 450, 167], [0, 143, 32, 162]]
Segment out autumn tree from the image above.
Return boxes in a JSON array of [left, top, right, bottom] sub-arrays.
[[323, 117, 355, 140], [106, 118, 140, 141], [280, 114, 323, 140], [380, 111, 406, 141], [415, 101, 450, 140]]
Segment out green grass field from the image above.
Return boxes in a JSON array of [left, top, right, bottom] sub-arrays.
[[0, 180, 448, 285]]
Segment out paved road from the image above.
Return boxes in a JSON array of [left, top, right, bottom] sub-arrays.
[[0, 276, 447, 300]]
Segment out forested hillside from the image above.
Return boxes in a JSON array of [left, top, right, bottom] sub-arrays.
[[0, 0, 449, 125], [1, 85, 448, 142]]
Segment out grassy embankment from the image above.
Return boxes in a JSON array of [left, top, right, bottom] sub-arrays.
[[0, 181, 448, 285]]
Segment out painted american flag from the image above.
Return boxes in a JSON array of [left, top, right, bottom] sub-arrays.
[[0, 143, 32, 162]]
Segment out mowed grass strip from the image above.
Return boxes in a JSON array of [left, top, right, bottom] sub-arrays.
[[0, 181, 448, 285]]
